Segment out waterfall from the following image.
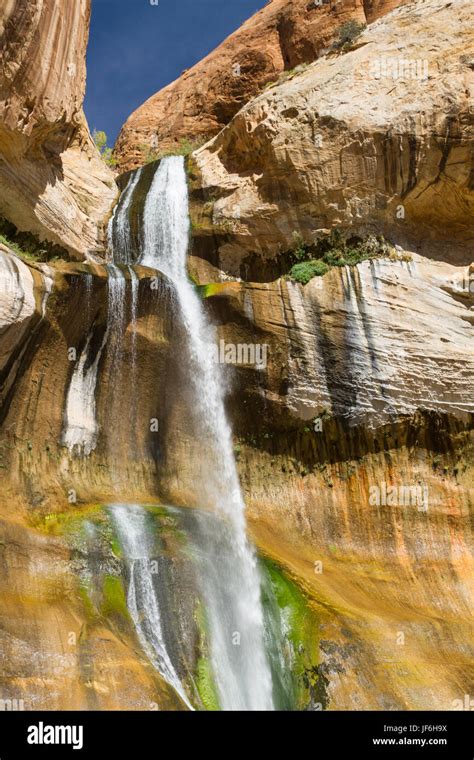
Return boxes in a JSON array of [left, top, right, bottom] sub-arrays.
[[109, 168, 143, 263], [62, 264, 129, 460], [103, 264, 127, 479], [106, 264, 127, 363], [129, 266, 139, 440], [129, 266, 139, 377], [139, 156, 274, 710], [110, 504, 194, 711]]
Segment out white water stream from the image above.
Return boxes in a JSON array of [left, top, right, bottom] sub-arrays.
[[137, 156, 273, 710], [101, 155, 274, 710], [111, 504, 194, 710]]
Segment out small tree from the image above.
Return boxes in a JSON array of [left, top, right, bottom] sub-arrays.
[[334, 20, 366, 50], [93, 129, 116, 167]]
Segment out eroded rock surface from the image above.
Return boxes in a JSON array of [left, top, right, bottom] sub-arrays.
[[0, 0, 116, 259], [0, 0, 472, 713], [0, 244, 471, 709], [193, 0, 473, 271]]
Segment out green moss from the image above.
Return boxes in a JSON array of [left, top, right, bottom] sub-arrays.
[[142, 505, 171, 518], [264, 560, 317, 655], [101, 575, 129, 621], [195, 657, 220, 711], [195, 282, 234, 299], [110, 535, 122, 558], [193, 601, 221, 711], [35, 505, 103, 537], [78, 583, 98, 621], [261, 559, 322, 710]]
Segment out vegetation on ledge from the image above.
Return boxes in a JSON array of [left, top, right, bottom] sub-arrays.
[[140, 136, 209, 165], [0, 218, 68, 263], [332, 20, 366, 52], [288, 229, 405, 285]]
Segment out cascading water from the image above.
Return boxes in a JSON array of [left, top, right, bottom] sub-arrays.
[[109, 168, 143, 263], [137, 156, 274, 710], [128, 266, 139, 440], [106, 263, 127, 367], [129, 266, 139, 372], [110, 504, 194, 711], [107, 178, 199, 706]]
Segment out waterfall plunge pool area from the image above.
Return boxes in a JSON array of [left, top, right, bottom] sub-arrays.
[[35, 503, 324, 711]]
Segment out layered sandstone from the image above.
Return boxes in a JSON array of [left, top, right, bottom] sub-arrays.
[[192, 0, 473, 272], [0, 241, 471, 709], [114, 0, 406, 173], [0, 0, 116, 259], [0, 0, 472, 713]]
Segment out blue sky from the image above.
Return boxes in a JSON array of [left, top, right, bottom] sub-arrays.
[[84, 0, 267, 146]]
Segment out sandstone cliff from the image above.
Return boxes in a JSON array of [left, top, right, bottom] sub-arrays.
[[114, 0, 406, 173], [0, 0, 116, 260], [0, 237, 471, 709], [0, 0, 471, 713], [191, 0, 473, 275]]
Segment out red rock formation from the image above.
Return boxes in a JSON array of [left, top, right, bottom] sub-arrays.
[[114, 0, 406, 172]]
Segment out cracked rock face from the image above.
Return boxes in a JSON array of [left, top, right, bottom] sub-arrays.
[[0, 0, 116, 259], [193, 0, 473, 272], [113, 0, 405, 173]]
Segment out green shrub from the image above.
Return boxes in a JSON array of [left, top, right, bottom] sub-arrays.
[[141, 136, 209, 165], [321, 248, 346, 267], [288, 230, 392, 285], [93, 129, 117, 167], [333, 20, 366, 50], [289, 259, 329, 284], [292, 232, 309, 261], [0, 222, 66, 263], [0, 233, 25, 258]]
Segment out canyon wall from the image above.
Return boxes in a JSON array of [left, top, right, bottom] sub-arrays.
[[0, 240, 471, 709], [0, 0, 116, 259], [113, 0, 406, 173], [0, 0, 471, 711], [191, 0, 473, 274]]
